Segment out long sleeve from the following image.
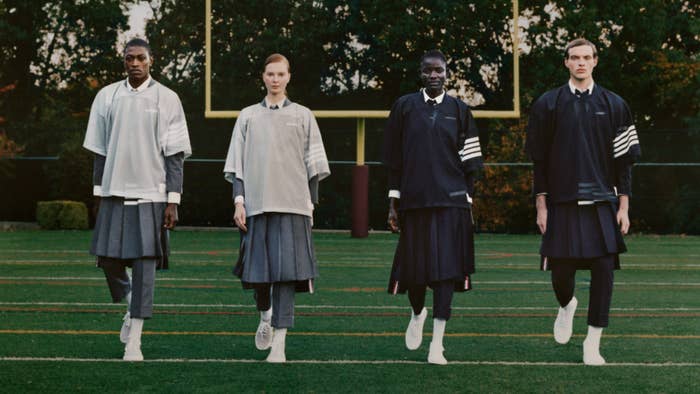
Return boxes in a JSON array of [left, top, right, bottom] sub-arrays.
[[308, 175, 319, 204], [232, 176, 245, 199], [457, 105, 483, 197], [612, 100, 639, 197], [526, 97, 552, 195], [383, 99, 404, 192], [165, 151, 185, 204], [616, 164, 632, 196], [92, 154, 106, 196]]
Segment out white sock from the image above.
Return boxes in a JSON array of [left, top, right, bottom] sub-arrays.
[[125, 292, 132, 309], [432, 318, 446, 346], [128, 318, 144, 345], [261, 308, 272, 322], [585, 325, 603, 346]]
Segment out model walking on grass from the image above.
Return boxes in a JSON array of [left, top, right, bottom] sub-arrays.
[[223, 53, 330, 363], [383, 49, 483, 365], [83, 38, 191, 361], [525, 38, 640, 365]]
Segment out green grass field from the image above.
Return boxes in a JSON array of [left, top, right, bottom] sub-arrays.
[[0, 230, 698, 393]]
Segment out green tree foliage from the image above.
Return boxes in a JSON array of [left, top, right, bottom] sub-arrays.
[[0, 0, 130, 151], [0, 0, 697, 232]]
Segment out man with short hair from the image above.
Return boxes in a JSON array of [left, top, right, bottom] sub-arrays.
[[383, 49, 483, 365], [83, 38, 191, 361], [526, 38, 640, 365]]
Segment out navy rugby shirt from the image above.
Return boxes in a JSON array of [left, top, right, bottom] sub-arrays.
[[526, 81, 640, 204], [383, 90, 483, 211]]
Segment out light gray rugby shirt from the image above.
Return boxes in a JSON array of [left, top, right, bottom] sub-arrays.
[[224, 100, 330, 217]]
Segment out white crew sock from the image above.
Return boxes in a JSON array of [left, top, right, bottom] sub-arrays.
[[583, 325, 606, 366], [432, 318, 446, 347], [428, 318, 448, 365], [267, 328, 287, 363], [261, 308, 272, 322], [128, 318, 144, 345]]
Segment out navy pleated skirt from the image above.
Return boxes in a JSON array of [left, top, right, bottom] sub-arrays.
[[234, 212, 318, 293], [90, 197, 169, 269], [540, 202, 626, 271], [388, 207, 475, 294]]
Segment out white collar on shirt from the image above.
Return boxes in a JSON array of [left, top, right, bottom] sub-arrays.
[[421, 89, 446, 104], [126, 76, 152, 92], [265, 96, 287, 108], [568, 79, 594, 95]]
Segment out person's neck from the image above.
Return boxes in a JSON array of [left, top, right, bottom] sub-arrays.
[[128, 75, 149, 89], [266, 93, 286, 106], [425, 88, 442, 99], [569, 77, 593, 91]]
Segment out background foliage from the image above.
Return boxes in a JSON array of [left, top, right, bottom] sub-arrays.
[[0, 0, 698, 233]]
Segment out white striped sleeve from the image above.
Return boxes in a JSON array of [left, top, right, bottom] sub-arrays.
[[613, 125, 640, 159], [459, 136, 482, 162]]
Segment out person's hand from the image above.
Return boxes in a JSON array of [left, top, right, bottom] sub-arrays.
[[617, 195, 630, 235], [535, 194, 547, 234], [164, 203, 178, 229], [233, 202, 247, 232], [387, 198, 400, 233]]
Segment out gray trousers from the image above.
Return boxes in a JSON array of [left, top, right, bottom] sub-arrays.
[[254, 282, 296, 329], [99, 257, 157, 319]]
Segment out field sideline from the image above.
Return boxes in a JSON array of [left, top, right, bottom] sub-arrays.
[[0, 230, 698, 393]]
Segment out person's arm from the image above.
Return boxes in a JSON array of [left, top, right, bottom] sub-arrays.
[[458, 106, 483, 203], [617, 194, 630, 235], [535, 192, 547, 234], [388, 197, 400, 233], [525, 96, 552, 233], [533, 159, 548, 234], [92, 154, 106, 215], [612, 99, 639, 236], [383, 100, 403, 232], [163, 152, 185, 229], [232, 176, 247, 232]]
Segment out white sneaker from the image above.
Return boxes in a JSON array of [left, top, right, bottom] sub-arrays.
[[119, 311, 131, 344], [583, 338, 606, 365], [427, 341, 447, 365], [554, 296, 577, 344], [255, 320, 273, 350], [266, 329, 286, 363], [123, 342, 143, 361], [405, 307, 427, 350]]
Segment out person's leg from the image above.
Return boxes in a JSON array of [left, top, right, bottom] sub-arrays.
[[254, 284, 273, 350], [405, 285, 428, 350], [100, 257, 131, 303], [551, 260, 578, 344], [583, 255, 615, 365], [99, 257, 133, 344], [124, 259, 156, 361], [267, 282, 296, 363], [129, 259, 156, 319], [428, 281, 454, 365]]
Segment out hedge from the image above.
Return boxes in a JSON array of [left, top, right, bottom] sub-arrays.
[[36, 200, 88, 230]]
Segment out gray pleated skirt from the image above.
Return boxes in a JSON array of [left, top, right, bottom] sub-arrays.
[[234, 212, 318, 293], [91, 197, 169, 269]]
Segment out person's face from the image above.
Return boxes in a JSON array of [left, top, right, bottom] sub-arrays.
[[564, 45, 597, 82], [262, 61, 290, 96], [420, 57, 447, 93], [124, 45, 152, 82]]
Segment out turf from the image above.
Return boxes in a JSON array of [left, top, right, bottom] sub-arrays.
[[0, 230, 698, 393]]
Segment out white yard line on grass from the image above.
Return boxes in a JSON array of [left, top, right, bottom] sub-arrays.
[[0, 356, 698, 367], [1, 301, 699, 311], [1, 276, 699, 286]]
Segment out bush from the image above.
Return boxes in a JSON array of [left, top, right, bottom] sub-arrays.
[[36, 200, 88, 230]]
